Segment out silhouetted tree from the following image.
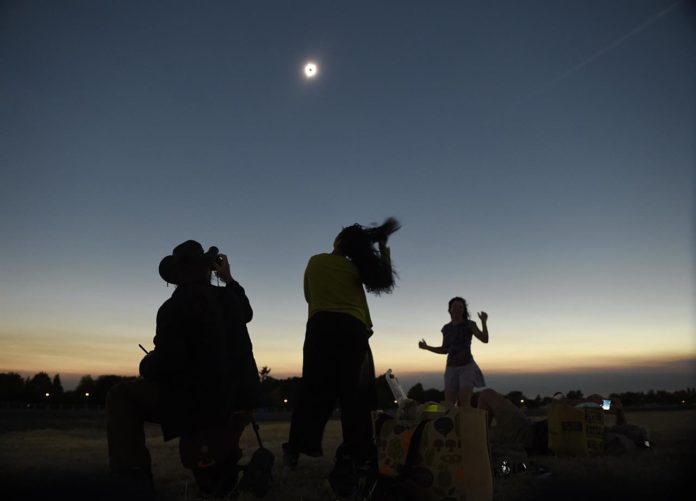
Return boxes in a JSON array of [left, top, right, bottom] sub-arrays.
[[51, 374, 64, 396], [566, 389, 584, 400], [76, 375, 96, 397], [25, 372, 53, 402], [277, 377, 301, 409], [0, 372, 24, 401], [259, 366, 271, 382]]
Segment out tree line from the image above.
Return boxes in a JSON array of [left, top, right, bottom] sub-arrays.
[[1, 369, 694, 409]]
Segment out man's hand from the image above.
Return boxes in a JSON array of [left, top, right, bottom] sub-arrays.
[[418, 339, 428, 349], [213, 254, 234, 283]]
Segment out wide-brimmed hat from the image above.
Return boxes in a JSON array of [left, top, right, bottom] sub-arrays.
[[158, 240, 219, 285]]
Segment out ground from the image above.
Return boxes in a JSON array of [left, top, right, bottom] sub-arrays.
[[0, 408, 694, 500]]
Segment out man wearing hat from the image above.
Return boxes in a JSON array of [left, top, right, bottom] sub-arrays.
[[106, 240, 260, 499]]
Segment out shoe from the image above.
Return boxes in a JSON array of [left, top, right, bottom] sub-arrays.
[[282, 442, 299, 470], [238, 447, 274, 497], [328, 454, 357, 500]]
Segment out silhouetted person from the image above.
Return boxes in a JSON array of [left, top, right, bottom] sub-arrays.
[[106, 240, 259, 499], [283, 217, 400, 498], [419, 297, 489, 406]]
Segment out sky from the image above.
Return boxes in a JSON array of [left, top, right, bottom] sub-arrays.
[[1, 0, 694, 397]]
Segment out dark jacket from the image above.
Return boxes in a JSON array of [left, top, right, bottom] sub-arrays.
[[139, 280, 259, 441]]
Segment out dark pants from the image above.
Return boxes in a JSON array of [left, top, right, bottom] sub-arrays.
[[287, 311, 377, 464], [106, 378, 162, 474]]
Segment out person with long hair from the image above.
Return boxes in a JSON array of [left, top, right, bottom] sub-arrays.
[[283, 217, 400, 497], [419, 297, 488, 407]]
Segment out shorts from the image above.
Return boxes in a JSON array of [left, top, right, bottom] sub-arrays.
[[444, 361, 486, 391]]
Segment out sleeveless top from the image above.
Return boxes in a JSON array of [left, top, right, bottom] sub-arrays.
[[441, 321, 475, 367]]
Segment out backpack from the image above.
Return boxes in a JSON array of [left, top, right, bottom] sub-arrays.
[[374, 402, 493, 501], [179, 413, 274, 498], [237, 420, 275, 497], [179, 418, 245, 497]]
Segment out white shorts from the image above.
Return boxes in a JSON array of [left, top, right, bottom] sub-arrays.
[[444, 361, 486, 391]]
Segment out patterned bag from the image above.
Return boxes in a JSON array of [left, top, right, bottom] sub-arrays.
[[375, 404, 493, 501]]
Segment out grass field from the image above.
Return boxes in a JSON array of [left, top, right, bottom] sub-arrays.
[[0, 409, 694, 500]]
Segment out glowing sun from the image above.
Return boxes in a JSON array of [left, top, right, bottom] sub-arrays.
[[304, 62, 318, 78]]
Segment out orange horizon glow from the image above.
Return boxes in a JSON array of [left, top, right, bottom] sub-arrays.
[[3, 352, 693, 382]]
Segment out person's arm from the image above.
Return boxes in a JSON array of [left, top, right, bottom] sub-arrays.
[[473, 312, 489, 343], [418, 336, 448, 354], [140, 301, 190, 382], [214, 254, 253, 323]]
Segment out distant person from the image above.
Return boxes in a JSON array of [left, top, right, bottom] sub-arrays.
[[106, 240, 260, 499], [418, 297, 489, 406], [283, 217, 401, 498]]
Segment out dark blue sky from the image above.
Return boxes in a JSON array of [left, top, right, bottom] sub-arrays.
[[1, 1, 694, 394]]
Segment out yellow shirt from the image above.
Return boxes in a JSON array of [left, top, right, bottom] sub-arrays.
[[304, 253, 372, 329]]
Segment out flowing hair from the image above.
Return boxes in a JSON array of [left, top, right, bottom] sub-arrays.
[[336, 217, 401, 294]]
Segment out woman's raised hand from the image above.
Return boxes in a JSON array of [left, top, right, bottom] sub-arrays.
[[478, 311, 488, 322]]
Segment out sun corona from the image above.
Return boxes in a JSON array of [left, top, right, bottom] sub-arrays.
[[304, 62, 318, 78]]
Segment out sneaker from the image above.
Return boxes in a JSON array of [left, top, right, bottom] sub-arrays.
[[281, 442, 299, 470]]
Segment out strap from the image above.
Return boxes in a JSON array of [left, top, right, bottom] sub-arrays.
[[404, 419, 431, 468], [374, 412, 394, 438]]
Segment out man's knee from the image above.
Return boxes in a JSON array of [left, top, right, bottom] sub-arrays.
[[106, 379, 151, 414], [106, 381, 130, 411]]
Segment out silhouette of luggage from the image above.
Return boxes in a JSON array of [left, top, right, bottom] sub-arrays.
[[237, 420, 274, 497], [179, 412, 274, 498], [374, 402, 493, 501], [548, 401, 605, 456], [179, 419, 245, 497]]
